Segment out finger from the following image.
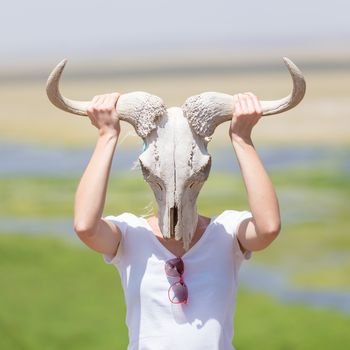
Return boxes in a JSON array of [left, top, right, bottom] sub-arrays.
[[243, 92, 256, 115], [245, 92, 262, 115], [233, 94, 242, 116], [88, 95, 105, 115], [91, 94, 104, 106], [97, 96, 115, 116], [88, 110, 97, 126], [98, 93, 120, 111], [112, 93, 121, 111], [87, 95, 102, 118], [111, 92, 120, 100], [238, 93, 249, 115], [96, 94, 110, 108], [107, 93, 120, 110]]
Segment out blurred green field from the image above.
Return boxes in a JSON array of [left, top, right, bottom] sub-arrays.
[[0, 167, 349, 290], [1, 149, 349, 349], [1, 234, 349, 350]]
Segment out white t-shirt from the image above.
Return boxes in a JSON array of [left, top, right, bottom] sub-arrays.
[[103, 210, 252, 350]]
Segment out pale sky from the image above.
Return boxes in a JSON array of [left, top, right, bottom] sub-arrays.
[[0, 0, 349, 66]]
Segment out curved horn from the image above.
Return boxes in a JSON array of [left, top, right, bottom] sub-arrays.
[[46, 59, 166, 138], [182, 57, 306, 138]]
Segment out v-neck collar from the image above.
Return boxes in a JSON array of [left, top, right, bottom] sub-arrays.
[[141, 216, 215, 259]]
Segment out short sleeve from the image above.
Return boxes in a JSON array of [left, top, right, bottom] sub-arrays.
[[233, 210, 253, 261], [102, 213, 131, 265]]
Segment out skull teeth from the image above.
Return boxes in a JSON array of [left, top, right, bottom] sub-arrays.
[[169, 206, 178, 238]]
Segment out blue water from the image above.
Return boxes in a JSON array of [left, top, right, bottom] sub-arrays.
[[0, 141, 349, 176], [240, 264, 350, 314], [0, 142, 138, 176]]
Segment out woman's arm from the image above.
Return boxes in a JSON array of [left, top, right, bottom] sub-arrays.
[[74, 93, 122, 256], [230, 93, 281, 252]]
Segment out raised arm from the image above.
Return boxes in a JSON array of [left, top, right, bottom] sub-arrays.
[[230, 93, 281, 252], [74, 93, 122, 256]]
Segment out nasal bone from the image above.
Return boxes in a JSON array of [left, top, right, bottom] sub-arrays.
[[169, 206, 178, 239]]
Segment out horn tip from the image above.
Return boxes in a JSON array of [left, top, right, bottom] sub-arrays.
[[58, 58, 68, 68], [282, 56, 292, 66], [282, 57, 301, 75], [51, 59, 68, 73]]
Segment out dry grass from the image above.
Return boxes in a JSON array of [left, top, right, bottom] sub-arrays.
[[1, 68, 349, 147]]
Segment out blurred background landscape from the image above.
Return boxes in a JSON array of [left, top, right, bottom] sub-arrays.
[[0, 0, 349, 349]]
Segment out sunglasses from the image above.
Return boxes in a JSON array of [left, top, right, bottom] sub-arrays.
[[164, 257, 188, 304]]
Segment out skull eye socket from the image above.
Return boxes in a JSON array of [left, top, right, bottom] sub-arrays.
[[187, 158, 211, 189], [140, 160, 164, 191]]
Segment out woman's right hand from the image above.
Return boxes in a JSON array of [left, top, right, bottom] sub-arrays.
[[87, 93, 121, 137]]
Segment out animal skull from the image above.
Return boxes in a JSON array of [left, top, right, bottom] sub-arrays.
[[46, 58, 306, 250]]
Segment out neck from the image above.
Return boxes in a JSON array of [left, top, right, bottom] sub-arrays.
[[150, 211, 209, 239]]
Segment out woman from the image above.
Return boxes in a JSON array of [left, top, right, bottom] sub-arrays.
[[73, 92, 281, 350]]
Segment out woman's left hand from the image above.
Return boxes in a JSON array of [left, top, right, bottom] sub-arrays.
[[229, 92, 262, 143]]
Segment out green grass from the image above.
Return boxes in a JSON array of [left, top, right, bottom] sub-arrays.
[[0, 172, 248, 218], [234, 290, 350, 350], [0, 174, 152, 217], [1, 167, 348, 216], [293, 262, 350, 290], [0, 234, 349, 350], [0, 177, 79, 217], [0, 234, 128, 350]]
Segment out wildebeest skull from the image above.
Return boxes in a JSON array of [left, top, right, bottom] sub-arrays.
[[46, 58, 306, 250]]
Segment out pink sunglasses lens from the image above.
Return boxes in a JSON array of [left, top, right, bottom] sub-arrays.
[[169, 281, 188, 304], [165, 257, 184, 277]]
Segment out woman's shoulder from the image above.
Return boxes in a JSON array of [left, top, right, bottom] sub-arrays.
[[213, 210, 251, 223], [211, 210, 252, 236], [104, 212, 145, 226]]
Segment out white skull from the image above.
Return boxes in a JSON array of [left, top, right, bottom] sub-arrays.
[[139, 107, 211, 249]]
